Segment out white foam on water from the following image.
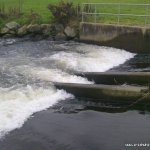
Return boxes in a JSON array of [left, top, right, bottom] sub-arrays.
[[17, 66, 93, 84], [0, 42, 135, 138], [0, 85, 73, 138], [0, 39, 16, 46], [49, 44, 135, 72]]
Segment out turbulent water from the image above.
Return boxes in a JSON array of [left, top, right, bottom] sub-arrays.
[[0, 38, 135, 138]]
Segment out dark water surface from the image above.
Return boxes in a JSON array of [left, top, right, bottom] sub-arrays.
[[1, 109, 150, 150], [0, 38, 150, 150]]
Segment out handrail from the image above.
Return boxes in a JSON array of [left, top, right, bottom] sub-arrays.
[[82, 3, 150, 6], [81, 3, 150, 26]]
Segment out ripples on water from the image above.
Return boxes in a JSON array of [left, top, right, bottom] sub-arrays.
[[0, 38, 140, 138]]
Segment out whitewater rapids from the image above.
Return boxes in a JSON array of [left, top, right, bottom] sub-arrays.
[[0, 39, 135, 138]]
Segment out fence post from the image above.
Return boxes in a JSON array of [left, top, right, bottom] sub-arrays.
[[94, 4, 97, 23], [145, 4, 149, 26], [82, 3, 84, 22], [118, 3, 121, 25]]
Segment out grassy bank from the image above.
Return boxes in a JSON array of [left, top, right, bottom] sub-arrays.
[[0, 0, 150, 27]]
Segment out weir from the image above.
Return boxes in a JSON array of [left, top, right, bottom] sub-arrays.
[[54, 82, 150, 103], [80, 23, 150, 53], [54, 72, 150, 103], [76, 72, 150, 85], [0, 38, 149, 138], [1, 2, 150, 143]]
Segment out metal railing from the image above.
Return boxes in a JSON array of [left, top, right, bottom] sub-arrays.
[[82, 3, 150, 26]]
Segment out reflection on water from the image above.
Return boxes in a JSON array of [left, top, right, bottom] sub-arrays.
[[52, 97, 150, 114]]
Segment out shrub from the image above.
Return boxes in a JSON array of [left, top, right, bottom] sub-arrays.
[[48, 1, 80, 25]]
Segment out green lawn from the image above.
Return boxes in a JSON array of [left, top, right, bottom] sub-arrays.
[[0, 0, 150, 27]]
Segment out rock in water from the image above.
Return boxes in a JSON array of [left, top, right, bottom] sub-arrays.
[[64, 26, 77, 39]]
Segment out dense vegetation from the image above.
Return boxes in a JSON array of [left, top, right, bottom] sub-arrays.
[[48, 1, 80, 26], [0, 0, 150, 27]]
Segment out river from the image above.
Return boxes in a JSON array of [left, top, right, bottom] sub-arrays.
[[0, 38, 149, 150]]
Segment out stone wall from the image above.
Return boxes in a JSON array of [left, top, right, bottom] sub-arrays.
[[0, 22, 79, 40]]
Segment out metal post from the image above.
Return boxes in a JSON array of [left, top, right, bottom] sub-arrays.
[[94, 4, 97, 23], [118, 3, 121, 25], [145, 4, 149, 26], [82, 3, 84, 22]]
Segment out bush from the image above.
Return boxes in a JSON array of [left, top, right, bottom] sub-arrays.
[[48, 1, 80, 25]]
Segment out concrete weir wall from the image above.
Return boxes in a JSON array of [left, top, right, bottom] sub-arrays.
[[80, 23, 150, 53]]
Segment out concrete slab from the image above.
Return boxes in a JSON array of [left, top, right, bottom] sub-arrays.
[[76, 72, 150, 85], [54, 82, 150, 102]]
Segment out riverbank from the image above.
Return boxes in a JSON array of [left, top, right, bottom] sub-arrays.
[[0, 0, 148, 27], [1, 21, 150, 54], [0, 22, 79, 40]]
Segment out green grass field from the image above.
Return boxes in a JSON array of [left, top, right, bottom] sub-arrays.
[[0, 0, 150, 27]]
